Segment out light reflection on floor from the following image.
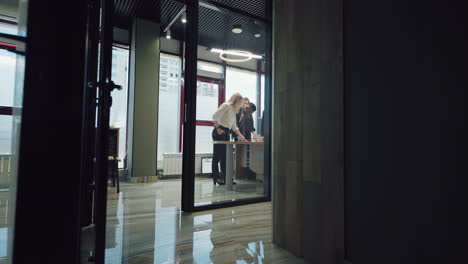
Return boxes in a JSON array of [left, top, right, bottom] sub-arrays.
[[100, 179, 307, 264], [0, 192, 9, 261]]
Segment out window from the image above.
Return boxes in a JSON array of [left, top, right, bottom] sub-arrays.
[[226, 67, 258, 129], [0, 23, 17, 35], [261, 74, 265, 116], [110, 46, 130, 168], [157, 53, 182, 165], [0, 49, 16, 107], [194, 79, 223, 155], [226, 67, 257, 103], [196, 81, 219, 121], [195, 125, 214, 153], [0, 49, 16, 157], [197, 60, 223, 74], [0, 21, 26, 261]]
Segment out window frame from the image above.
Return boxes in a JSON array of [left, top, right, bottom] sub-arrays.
[[178, 75, 225, 152]]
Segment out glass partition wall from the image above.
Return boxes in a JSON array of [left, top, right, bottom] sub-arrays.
[[181, 0, 272, 210], [110, 46, 129, 169], [0, 3, 28, 260], [97, 0, 271, 262], [103, 0, 270, 217]]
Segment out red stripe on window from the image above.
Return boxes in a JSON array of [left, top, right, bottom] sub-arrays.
[[196, 120, 214, 126], [0, 42, 17, 48]]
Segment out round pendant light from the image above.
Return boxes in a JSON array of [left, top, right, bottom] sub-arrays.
[[219, 49, 253, 62]]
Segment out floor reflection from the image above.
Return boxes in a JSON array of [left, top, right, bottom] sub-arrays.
[[103, 180, 307, 264], [105, 193, 123, 264], [0, 192, 9, 261], [194, 178, 265, 207]]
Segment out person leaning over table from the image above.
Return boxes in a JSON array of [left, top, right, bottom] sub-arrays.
[[211, 92, 248, 186], [234, 102, 257, 141]]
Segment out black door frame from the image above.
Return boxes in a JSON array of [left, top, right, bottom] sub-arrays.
[[93, 0, 116, 263], [11, 0, 89, 263], [9, 0, 116, 263], [80, 0, 100, 228], [181, 0, 273, 212], [181, 0, 198, 212]]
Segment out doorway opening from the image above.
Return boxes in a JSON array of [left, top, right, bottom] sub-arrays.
[[102, 0, 272, 213], [80, 0, 274, 263]]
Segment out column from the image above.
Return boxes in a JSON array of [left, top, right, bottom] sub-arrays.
[[127, 18, 160, 182]]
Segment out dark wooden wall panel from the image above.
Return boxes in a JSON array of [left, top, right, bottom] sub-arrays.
[[272, 0, 344, 263], [343, 1, 468, 263]]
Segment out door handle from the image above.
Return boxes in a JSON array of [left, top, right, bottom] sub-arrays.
[[88, 80, 122, 91], [108, 81, 122, 92]]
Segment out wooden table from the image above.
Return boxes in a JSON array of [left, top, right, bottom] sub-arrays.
[[213, 141, 264, 190]]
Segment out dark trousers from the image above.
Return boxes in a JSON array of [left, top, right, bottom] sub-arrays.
[[212, 126, 229, 181]]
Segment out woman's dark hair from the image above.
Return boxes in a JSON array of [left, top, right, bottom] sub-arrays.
[[249, 102, 257, 112]]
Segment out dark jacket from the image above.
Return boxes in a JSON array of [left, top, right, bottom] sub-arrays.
[[235, 108, 256, 140]]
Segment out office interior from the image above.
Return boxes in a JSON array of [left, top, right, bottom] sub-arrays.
[[1, 0, 278, 263], [1, 0, 467, 264], [103, 25, 269, 206]]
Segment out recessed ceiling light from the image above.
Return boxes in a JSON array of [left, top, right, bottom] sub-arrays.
[[254, 33, 261, 38], [232, 24, 243, 34]]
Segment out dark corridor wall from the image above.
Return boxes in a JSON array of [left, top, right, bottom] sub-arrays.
[[344, 1, 467, 263]]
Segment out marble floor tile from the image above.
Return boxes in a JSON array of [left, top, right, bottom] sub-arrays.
[[78, 179, 308, 264]]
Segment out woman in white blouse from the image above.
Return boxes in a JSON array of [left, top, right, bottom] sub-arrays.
[[212, 93, 248, 185]]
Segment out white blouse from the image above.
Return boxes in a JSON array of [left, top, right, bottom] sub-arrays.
[[212, 103, 239, 132]]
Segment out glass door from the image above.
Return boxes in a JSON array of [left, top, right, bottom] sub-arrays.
[[79, 0, 121, 263], [181, 0, 272, 211], [193, 78, 226, 205], [0, 2, 27, 261]]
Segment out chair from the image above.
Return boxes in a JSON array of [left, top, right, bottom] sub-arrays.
[[108, 128, 120, 193]]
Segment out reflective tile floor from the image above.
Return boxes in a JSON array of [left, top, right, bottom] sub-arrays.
[[80, 179, 308, 264], [194, 177, 266, 206], [0, 190, 9, 263]]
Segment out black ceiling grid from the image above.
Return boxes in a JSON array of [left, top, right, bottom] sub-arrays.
[[160, 0, 186, 41], [113, 0, 268, 55], [197, 5, 266, 55], [204, 0, 266, 19], [136, 0, 161, 23], [114, 0, 145, 28], [114, 0, 163, 28]]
